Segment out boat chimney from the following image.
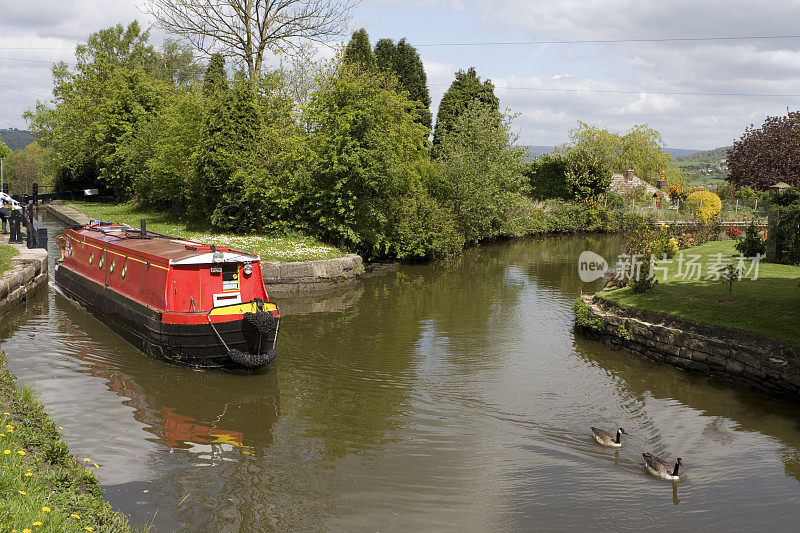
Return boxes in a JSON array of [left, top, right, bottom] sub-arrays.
[[140, 219, 147, 238]]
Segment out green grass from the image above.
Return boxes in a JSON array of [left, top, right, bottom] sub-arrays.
[[67, 202, 347, 262], [599, 240, 800, 345], [0, 354, 133, 532], [0, 245, 18, 276]]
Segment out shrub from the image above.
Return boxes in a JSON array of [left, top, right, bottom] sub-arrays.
[[573, 298, 605, 331], [686, 190, 722, 223], [734, 221, 766, 257]]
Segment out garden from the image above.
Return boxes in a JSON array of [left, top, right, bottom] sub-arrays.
[[595, 186, 800, 346]]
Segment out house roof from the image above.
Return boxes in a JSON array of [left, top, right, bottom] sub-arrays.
[[609, 172, 661, 197]]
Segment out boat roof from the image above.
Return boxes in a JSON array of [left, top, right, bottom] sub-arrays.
[[68, 223, 260, 265]]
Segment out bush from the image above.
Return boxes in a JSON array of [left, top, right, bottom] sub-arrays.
[[686, 190, 722, 223], [734, 222, 766, 257], [768, 187, 800, 264]]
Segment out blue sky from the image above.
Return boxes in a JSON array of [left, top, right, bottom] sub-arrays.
[[2, 0, 800, 149]]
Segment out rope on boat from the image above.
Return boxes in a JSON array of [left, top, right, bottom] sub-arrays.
[[206, 307, 278, 369]]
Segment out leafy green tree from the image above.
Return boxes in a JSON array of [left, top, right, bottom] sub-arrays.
[[343, 28, 376, 71], [0, 140, 10, 162], [301, 67, 458, 258], [132, 90, 206, 211], [432, 67, 499, 152], [3, 141, 56, 195], [563, 122, 681, 186], [156, 39, 205, 86], [430, 103, 528, 243], [527, 149, 611, 201], [192, 72, 261, 221], [25, 21, 170, 195]]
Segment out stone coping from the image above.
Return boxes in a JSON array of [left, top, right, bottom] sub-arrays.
[[41, 202, 365, 290], [578, 295, 800, 398], [0, 241, 48, 315]]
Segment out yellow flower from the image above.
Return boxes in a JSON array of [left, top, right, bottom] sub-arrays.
[[58, 426, 63, 430], [32, 522, 42, 526], [0, 433, 4, 436], [70, 514, 81, 519], [93, 463, 99, 468], [25, 472, 33, 477], [18, 450, 26, 455], [5, 424, 12, 429], [3, 412, 9, 415], [3, 449, 10, 454], [23, 529, 31, 533], [41, 506, 51, 512], [83, 458, 91, 462], [1, 465, 7, 468], [18, 490, 26, 495], [85, 528, 94, 532]]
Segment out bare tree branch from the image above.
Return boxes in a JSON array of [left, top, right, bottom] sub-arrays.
[[146, 0, 357, 83]]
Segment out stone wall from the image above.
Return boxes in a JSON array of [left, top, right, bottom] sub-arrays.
[[0, 244, 48, 315], [577, 295, 800, 398]]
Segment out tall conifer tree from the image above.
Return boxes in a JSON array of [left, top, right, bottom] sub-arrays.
[[432, 67, 499, 152], [343, 28, 376, 71]]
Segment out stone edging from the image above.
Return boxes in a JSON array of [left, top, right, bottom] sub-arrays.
[[0, 242, 48, 315], [40, 202, 364, 291], [576, 295, 800, 398]]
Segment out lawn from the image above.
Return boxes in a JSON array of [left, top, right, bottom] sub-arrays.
[[0, 245, 18, 276], [599, 240, 800, 345], [67, 202, 347, 263]]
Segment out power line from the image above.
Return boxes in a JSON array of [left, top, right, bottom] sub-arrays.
[[428, 84, 800, 98], [0, 57, 60, 64], [0, 84, 50, 98], [415, 35, 800, 47]]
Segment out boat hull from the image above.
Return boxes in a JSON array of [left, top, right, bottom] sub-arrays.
[[55, 263, 279, 370]]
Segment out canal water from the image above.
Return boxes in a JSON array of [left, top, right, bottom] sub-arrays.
[[2, 215, 800, 531]]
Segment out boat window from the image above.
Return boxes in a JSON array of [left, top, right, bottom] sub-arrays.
[[222, 264, 239, 291]]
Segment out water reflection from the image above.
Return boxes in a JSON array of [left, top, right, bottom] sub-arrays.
[[2, 219, 800, 531]]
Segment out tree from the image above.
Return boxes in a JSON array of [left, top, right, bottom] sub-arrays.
[[25, 22, 171, 195], [301, 67, 458, 258], [343, 28, 375, 71], [562, 122, 683, 186], [372, 38, 431, 129], [432, 67, 499, 151], [156, 39, 205, 86], [0, 140, 10, 162], [430, 103, 528, 243], [2, 141, 56, 195], [525, 150, 611, 201], [202, 54, 229, 97], [147, 0, 358, 85], [727, 111, 800, 190]]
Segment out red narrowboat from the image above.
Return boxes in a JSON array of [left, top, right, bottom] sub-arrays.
[[55, 221, 280, 370]]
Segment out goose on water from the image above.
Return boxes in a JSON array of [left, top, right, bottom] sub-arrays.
[[643, 453, 683, 480], [591, 427, 627, 447]]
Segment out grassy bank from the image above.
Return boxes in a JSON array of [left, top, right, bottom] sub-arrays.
[[0, 355, 131, 532], [67, 202, 347, 263], [599, 240, 800, 345], [0, 245, 18, 277]]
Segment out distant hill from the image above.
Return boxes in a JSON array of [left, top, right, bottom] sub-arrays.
[[673, 146, 732, 186], [524, 145, 704, 160], [0, 129, 36, 151], [674, 146, 731, 162]]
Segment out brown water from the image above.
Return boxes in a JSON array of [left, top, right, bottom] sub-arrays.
[[2, 216, 800, 532]]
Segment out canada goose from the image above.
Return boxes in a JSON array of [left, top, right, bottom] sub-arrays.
[[591, 427, 627, 447], [643, 453, 683, 480]]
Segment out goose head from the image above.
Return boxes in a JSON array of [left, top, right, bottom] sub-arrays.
[[617, 428, 628, 435]]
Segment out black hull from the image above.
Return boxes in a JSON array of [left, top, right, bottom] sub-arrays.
[[55, 264, 279, 371]]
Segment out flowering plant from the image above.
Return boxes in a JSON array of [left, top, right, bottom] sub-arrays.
[[725, 226, 742, 239]]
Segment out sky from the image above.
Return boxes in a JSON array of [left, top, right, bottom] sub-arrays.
[[1, 0, 800, 149]]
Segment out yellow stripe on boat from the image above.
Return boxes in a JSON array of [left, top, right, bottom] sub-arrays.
[[208, 301, 278, 316]]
